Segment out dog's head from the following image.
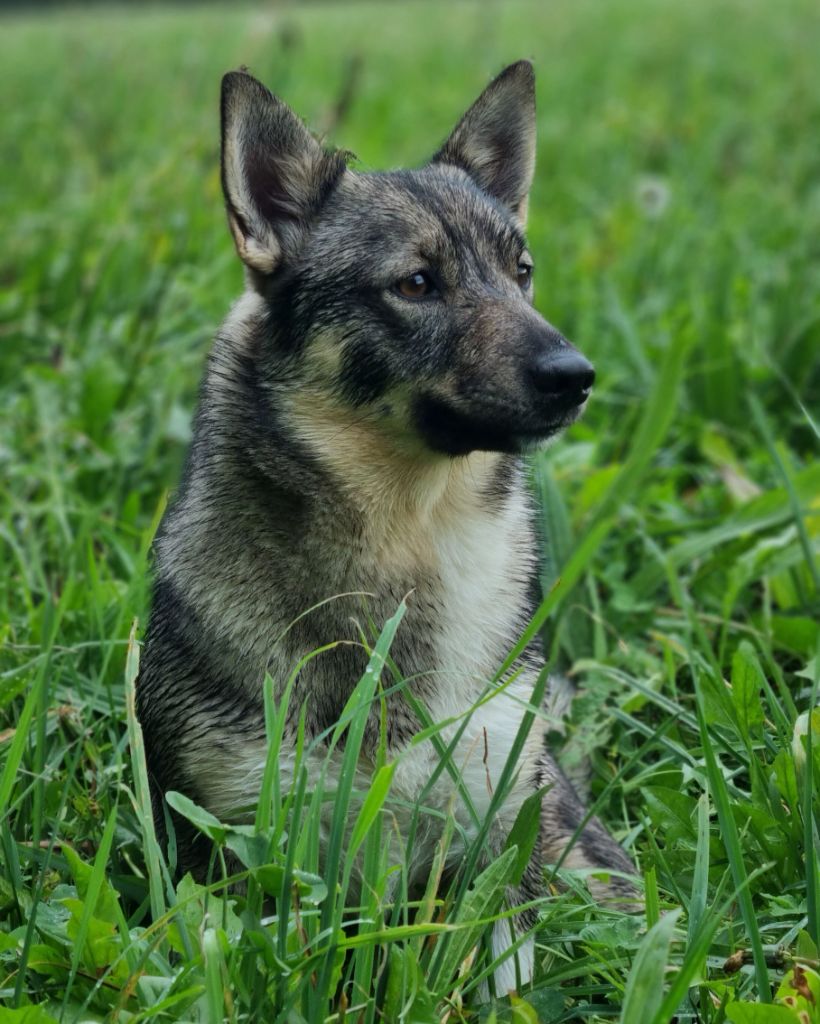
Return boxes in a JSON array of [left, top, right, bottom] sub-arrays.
[[220, 63, 594, 457]]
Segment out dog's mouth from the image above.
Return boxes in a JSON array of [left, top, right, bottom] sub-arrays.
[[412, 393, 588, 456]]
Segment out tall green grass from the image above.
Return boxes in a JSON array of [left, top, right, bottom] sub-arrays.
[[1, 0, 818, 1019]]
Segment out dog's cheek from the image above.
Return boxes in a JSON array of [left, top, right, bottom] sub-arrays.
[[300, 331, 346, 390], [335, 337, 394, 407]]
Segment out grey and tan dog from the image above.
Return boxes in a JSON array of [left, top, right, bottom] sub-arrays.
[[136, 61, 634, 993]]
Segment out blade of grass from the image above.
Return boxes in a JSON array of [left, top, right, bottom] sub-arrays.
[[124, 620, 169, 923], [694, 668, 772, 1001], [12, 728, 89, 1007], [620, 907, 681, 1024], [749, 393, 819, 593], [315, 601, 407, 1002], [687, 793, 711, 949], [60, 801, 120, 1016], [804, 663, 820, 944], [202, 926, 227, 1024], [644, 864, 660, 930], [590, 323, 692, 530]]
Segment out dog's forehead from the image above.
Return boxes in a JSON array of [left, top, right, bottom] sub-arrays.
[[330, 166, 523, 255]]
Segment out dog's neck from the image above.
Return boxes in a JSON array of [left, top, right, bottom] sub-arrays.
[[283, 390, 504, 515]]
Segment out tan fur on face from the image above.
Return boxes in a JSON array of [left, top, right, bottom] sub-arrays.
[[300, 330, 346, 386]]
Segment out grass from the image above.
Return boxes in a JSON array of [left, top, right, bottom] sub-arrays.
[[1, 0, 819, 1019]]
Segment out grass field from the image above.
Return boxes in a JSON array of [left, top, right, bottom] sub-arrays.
[[1, 0, 819, 1020]]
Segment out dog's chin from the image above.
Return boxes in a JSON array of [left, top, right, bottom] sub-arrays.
[[412, 395, 583, 457]]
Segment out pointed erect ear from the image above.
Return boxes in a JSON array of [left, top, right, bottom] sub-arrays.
[[220, 71, 347, 274], [431, 61, 536, 225]]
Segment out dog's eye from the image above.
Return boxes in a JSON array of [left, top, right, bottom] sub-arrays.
[[395, 271, 435, 300], [517, 262, 533, 289]]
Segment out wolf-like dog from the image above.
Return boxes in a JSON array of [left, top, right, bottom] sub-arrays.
[[136, 61, 634, 993]]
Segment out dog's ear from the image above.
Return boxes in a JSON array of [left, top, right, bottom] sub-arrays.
[[431, 61, 536, 225], [220, 71, 346, 273]]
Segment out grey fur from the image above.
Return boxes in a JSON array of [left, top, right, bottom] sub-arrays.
[[136, 62, 634, 994]]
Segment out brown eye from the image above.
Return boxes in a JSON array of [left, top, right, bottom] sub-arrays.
[[517, 262, 533, 288], [396, 271, 435, 299]]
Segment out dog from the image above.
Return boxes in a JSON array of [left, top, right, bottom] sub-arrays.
[[136, 60, 634, 995]]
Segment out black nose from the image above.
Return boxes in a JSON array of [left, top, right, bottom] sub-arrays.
[[529, 349, 595, 404]]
